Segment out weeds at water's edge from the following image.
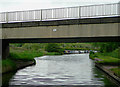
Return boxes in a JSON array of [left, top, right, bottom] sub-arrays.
[[2, 47, 64, 73], [111, 67, 120, 77], [89, 49, 120, 78]]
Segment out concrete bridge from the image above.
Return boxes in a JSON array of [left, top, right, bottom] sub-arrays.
[[0, 2, 120, 59]]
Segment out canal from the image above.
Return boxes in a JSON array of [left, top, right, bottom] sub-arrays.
[[2, 54, 118, 86]]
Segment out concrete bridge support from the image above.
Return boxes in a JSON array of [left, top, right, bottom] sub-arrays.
[[2, 40, 9, 59], [0, 40, 2, 60]]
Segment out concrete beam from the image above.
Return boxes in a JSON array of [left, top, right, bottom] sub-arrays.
[[1, 16, 120, 28], [2, 23, 119, 39], [4, 36, 120, 43]]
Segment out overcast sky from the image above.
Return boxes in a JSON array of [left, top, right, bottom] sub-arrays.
[[0, 0, 120, 12]]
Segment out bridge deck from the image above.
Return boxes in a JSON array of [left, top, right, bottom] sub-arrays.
[[2, 16, 120, 28]]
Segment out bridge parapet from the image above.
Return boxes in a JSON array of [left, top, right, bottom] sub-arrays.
[[0, 3, 120, 23]]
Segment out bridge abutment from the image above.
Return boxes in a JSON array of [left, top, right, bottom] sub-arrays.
[[2, 40, 9, 59]]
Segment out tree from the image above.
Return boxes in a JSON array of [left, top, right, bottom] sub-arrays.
[[45, 43, 64, 53], [92, 42, 120, 53]]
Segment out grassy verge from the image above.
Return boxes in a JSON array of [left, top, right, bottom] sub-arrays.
[[9, 51, 44, 61], [2, 59, 16, 73], [91, 53, 120, 65], [89, 51, 120, 65], [9, 47, 63, 60], [9, 47, 45, 61], [89, 50, 120, 78], [45, 52, 63, 55], [111, 67, 120, 77], [2, 47, 64, 73]]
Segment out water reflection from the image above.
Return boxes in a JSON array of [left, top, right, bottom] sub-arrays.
[[2, 71, 16, 87], [2, 54, 117, 86]]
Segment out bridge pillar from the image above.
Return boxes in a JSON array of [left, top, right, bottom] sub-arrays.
[[2, 40, 9, 59], [0, 40, 1, 60]]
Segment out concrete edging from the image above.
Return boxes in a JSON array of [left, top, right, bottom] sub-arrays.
[[95, 63, 120, 86]]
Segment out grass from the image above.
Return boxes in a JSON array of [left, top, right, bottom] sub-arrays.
[[89, 50, 120, 78], [9, 47, 44, 61], [45, 52, 63, 55], [89, 48, 120, 65], [2, 59, 16, 68], [2, 47, 44, 73], [2, 46, 64, 73], [9, 51, 44, 61], [8, 47, 63, 61], [101, 48, 120, 59], [111, 67, 120, 77], [2, 59, 16, 73], [90, 52, 120, 65], [64, 47, 92, 50]]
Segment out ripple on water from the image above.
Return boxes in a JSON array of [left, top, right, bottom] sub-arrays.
[[8, 54, 116, 86], [32, 78, 54, 82]]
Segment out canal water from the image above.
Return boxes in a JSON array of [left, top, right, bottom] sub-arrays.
[[2, 54, 118, 86]]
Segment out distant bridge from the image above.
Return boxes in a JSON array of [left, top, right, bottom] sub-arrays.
[[0, 2, 120, 59]]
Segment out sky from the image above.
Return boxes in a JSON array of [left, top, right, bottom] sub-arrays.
[[0, 0, 120, 12]]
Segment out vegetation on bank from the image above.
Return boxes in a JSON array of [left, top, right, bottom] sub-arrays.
[[90, 51, 120, 65], [111, 67, 120, 77], [90, 42, 120, 65], [3, 42, 120, 75], [45, 43, 64, 55], [7, 43, 92, 61], [2, 43, 66, 73], [9, 47, 44, 61], [2, 59, 16, 73], [8, 43, 64, 61], [90, 42, 120, 77]]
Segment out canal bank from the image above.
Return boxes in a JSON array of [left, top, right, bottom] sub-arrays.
[[95, 63, 120, 86], [2, 59, 36, 74], [89, 51, 120, 86], [3, 54, 117, 86]]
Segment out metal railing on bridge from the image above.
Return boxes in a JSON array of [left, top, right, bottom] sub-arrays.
[[0, 2, 120, 23]]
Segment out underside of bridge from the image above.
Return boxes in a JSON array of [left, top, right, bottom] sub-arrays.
[[1, 36, 120, 59], [1, 16, 120, 59]]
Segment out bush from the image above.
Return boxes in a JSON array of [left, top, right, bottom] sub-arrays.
[[89, 51, 98, 60], [45, 43, 64, 54], [111, 67, 120, 77], [9, 51, 44, 61]]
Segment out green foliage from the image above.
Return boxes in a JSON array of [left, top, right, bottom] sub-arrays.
[[10, 43, 93, 52], [61, 43, 93, 50], [111, 67, 120, 77], [2, 59, 16, 73], [9, 51, 44, 61], [64, 47, 91, 50], [22, 43, 46, 50], [89, 52, 120, 65], [2, 59, 16, 68], [45, 43, 64, 54], [10, 43, 24, 47], [89, 51, 98, 60], [46, 52, 62, 55], [100, 48, 120, 59], [92, 42, 120, 53]]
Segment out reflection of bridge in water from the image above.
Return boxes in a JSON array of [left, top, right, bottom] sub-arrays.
[[0, 2, 120, 59]]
